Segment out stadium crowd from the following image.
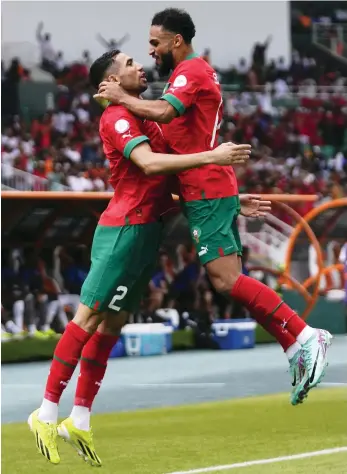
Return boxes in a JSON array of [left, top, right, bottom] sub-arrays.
[[2, 67, 347, 211]]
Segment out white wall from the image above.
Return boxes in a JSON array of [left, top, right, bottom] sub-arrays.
[[2, 1, 290, 68]]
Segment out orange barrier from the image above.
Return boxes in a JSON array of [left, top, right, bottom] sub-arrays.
[[302, 264, 344, 291], [283, 198, 347, 319], [248, 266, 312, 303], [1, 191, 318, 203], [273, 201, 323, 321], [285, 198, 347, 276], [1, 191, 114, 200]]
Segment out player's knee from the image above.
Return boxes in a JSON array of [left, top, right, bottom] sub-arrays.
[[210, 273, 241, 296], [206, 255, 241, 296], [72, 303, 103, 334], [98, 311, 129, 336]]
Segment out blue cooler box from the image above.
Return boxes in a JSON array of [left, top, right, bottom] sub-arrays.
[[109, 339, 126, 358], [211, 318, 256, 350], [121, 323, 173, 357]]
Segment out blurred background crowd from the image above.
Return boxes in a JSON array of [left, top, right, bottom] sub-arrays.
[[2, 1, 347, 341], [1, 241, 253, 346]]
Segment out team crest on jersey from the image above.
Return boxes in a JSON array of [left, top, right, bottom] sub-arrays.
[[115, 119, 130, 134], [173, 75, 187, 87], [192, 227, 201, 243]]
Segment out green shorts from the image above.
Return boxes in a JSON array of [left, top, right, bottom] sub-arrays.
[[184, 196, 242, 265], [80, 222, 162, 313]]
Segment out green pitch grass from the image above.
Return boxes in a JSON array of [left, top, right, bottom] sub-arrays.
[[2, 388, 347, 474]]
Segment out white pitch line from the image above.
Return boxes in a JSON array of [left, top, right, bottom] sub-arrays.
[[320, 382, 347, 387], [132, 383, 226, 388], [165, 447, 347, 474]]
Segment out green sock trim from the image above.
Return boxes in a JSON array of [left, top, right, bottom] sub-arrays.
[[265, 301, 284, 326], [80, 356, 107, 368], [53, 355, 76, 368]]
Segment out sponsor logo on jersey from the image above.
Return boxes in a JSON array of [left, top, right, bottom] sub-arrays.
[[115, 119, 130, 134], [122, 132, 132, 139], [198, 245, 208, 257]]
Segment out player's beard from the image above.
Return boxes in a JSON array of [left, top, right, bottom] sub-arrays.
[[157, 50, 174, 77]]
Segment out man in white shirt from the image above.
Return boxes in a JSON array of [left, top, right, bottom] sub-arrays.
[[52, 111, 75, 135], [36, 22, 56, 72]]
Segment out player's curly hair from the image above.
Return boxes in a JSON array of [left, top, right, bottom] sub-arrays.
[[151, 8, 196, 44], [89, 49, 120, 89]]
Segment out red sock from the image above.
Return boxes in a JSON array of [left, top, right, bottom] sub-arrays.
[[44, 321, 92, 403], [74, 332, 119, 409], [263, 319, 297, 352], [231, 275, 307, 348]]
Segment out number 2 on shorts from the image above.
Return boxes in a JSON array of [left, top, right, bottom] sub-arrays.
[[108, 285, 128, 311]]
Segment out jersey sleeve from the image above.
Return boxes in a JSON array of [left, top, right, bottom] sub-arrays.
[[161, 62, 200, 116], [103, 110, 149, 159]]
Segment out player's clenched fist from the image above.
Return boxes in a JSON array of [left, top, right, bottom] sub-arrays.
[[210, 142, 251, 166]]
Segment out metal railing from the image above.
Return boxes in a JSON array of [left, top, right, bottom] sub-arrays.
[[1, 164, 70, 191], [147, 82, 347, 102], [238, 213, 294, 267], [312, 23, 347, 61]]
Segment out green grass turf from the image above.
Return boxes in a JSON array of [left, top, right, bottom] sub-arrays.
[[2, 388, 346, 474]]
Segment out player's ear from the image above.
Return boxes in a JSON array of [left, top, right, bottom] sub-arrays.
[[107, 74, 121, 85], [174, 34, 183, 48]]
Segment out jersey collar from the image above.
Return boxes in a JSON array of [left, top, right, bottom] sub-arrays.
[[185, 52, 199, 60]]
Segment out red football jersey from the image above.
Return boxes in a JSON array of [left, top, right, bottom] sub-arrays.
[[161, 53, 238, 201], [99, 105, 175, 226]]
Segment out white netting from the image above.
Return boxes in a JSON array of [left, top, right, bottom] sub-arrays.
[[2, 42, 40, 69]]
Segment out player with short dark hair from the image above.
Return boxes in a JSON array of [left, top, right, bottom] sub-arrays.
[[96, 8, 332, 407], [27, 48, 252, 466]]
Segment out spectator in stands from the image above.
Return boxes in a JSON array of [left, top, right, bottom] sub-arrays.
[[252, 35, 272, 74], [81, 50, 92, 68], [169, 244, 201, 313], [55, 51, 67, 77], [61, 246, 90, 295], [2, 58, 23, 117], [36, 22, 56, 74], [2, 250, 50, 337]]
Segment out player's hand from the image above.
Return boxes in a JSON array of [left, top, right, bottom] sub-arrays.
[[93, 81, 126, 105], [239, 194, 272, 218], [211, 142, 251, 166]]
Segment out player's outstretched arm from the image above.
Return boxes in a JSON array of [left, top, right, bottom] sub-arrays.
[[130, 142, 250, 175], [95, 82, 177, 124]]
